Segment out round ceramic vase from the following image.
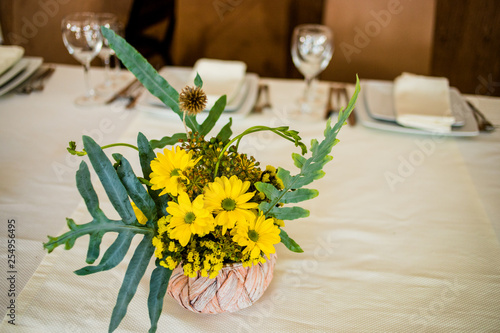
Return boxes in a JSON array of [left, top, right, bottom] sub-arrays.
[[167, 253, 277, 314]]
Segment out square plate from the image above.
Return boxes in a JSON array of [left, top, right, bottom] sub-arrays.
[[357, 80, 479, 136]]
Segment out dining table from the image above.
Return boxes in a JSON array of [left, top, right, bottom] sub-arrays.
[[1, 64, 500, 332]]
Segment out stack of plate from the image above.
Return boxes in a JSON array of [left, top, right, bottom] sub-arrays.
[[137, 59, 259, 119], [0, 46, 43, 96], [357, 78, 479, 137]]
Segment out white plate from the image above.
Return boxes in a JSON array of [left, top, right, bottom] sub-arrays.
[[136, 70, 259, 120], [0, 57, 43, 97], [0, 58, 29, 87], [357, 79, 479, 136], [140, 67, 251, 112], [364, 80, 465, 126]]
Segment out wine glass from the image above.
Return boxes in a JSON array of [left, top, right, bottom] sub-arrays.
[[291, 24, 333, 113], [95, 13, 120, 92], [61, 12, 103, 105]]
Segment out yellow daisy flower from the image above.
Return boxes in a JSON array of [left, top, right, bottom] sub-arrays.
[[166, 191, 214, 246], [204, 175, 258, 234], [149, 146, 200, 197], [233, 212, 281, 260], [131, 201, 148, 225]]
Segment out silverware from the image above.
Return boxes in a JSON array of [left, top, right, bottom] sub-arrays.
[[253, 84, 272, 113], [15, 65, 55, 94], [466, 100, 496, 132], [105, 78, 140, 104], [125, 87, 144, 109], [324, 86, 336, 119]]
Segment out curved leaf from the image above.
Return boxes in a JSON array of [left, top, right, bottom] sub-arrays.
[[83, 136, 136, 225], [109, 234, 155, 333], [101, 27, 199, 132], [199, 95, 227, 137], [148, 265, 172, 333]]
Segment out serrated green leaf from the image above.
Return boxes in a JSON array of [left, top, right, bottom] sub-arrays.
[[281, 188, 319, 204], [149, 133, 187, 150], [199, 95, 227, 137], [109, 234, 155, 333], [217, 118, 233, 142], [259, 77, 360, 223], [279, 228, 303, 253], [83, 136, 136, 225], [101, 27, 199, 133], [113, 153, 156, 223], [194, 72, 203, 88], [148, 265, 172, 333], [292, 153, 307, 169], [74, 231, 135, 276]]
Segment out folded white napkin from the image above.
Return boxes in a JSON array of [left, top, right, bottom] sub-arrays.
[[394, 72, 455, 133], [189, 58, 246, 107], [0, 45, 24, 76]]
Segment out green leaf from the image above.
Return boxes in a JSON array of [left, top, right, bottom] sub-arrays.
[[217, 118, 233, 142], [281, 188, 319, 204], [258, 76, 360, 223], [199, 95, 227, 137], [113, 153, 157, 223], [74, 231, 135, 276], [76, 161, 105, 221], [137, 133, 169, 217], [149, 133, 187, 150], [101, 26, 199, 133], [268, 206, 309, 220], [83, 136, 136, 225], [109, 234, 155, 333], [194, 72, 203, 88], [279, 228, 303, 253], [147, 265, 172, 333], [255, 182, 280, 200]]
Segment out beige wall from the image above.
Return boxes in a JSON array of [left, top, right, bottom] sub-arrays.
[[0, 0, 133, 64], [322, 0, 436, 83]]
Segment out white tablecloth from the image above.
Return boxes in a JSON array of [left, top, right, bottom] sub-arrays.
[[1, 65, 499, 332]]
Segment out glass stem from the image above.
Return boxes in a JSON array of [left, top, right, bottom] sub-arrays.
[[83, 62, 94, 98], [103, 55, 111, 85]]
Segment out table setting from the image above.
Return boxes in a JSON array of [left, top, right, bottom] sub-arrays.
[[1, 17, 500, 333]]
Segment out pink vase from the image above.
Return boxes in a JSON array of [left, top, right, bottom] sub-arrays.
[[167, 253, 277, 314]]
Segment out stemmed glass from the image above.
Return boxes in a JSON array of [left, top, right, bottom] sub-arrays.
[[61, 12, 103, 105], [95, 13, 120, 92], [291, 24, 333, 113]]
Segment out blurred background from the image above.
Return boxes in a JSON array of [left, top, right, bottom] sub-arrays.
[[1, 0, 498, 96]]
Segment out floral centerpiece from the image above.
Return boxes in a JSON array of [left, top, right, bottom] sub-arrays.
[[44, 27, 359, 332]]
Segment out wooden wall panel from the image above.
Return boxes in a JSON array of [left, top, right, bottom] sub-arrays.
[[431, 0, 500, 96]]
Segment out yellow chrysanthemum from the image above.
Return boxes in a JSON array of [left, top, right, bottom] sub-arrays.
[[166, 191, 215, 246], [233, 212, 281, 261], [149, 146, 200, 197], [131, 201, 148, 225], [204, 175, 258, 234]]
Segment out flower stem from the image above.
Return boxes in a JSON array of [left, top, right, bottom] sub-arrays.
[[101, 143, 139, 151]]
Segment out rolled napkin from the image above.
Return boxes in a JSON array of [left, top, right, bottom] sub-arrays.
[[394, 72, 455, 133], [189, 58, 247, 108], [0, 45, 24, 76]]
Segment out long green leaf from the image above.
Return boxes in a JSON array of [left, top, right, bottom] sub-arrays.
[[268, 206, 309, 220], [279, 228, 303, 253], [147, 265, 172, 333], [83, 136, 136, 225], [199, 95, 227, 137], [137, 133, 169, 217], [113, 153, 156, 223], [101, 27, 199, 132], [280, 188, 319, 204], [109, 234, 155, 333], [74, 231, 135, 276]]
